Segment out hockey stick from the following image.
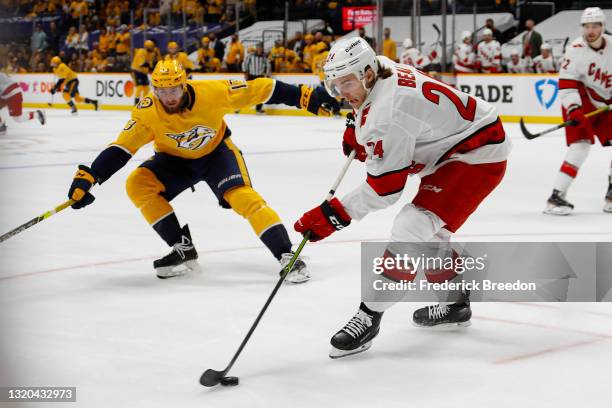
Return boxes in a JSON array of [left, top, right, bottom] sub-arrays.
[[0, 199, 75, 243], [520, 105, 610, 140], [199, 151, 356, 387]]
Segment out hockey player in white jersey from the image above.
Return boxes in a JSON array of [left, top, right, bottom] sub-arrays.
[[506, 49, 530, 73], [453, 31, 477, 73], [294, 37, 511, 358], [532, 43, 558, 73], [476, 29, 502, 73], [400, 38, 437, 70], [545, 7, 612, 215], [0, 72, 45, 135]]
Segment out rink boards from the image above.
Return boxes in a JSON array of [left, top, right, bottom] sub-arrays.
[[13, 72, 564, 124]]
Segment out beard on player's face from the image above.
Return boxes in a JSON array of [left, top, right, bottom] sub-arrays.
[[583, 23, 603, 44]]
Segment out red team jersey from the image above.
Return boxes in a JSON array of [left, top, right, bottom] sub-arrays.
[[340, 56, 511, 232], [559, 34, 612, 145]]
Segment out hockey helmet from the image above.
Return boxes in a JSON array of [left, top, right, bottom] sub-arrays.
[[402, 38, 413, 49], [461, 31, 472, 41], [323, 37, 378, 98], [151, 59, 186, 89], [50, 56, 61, 66], [144, 40, 155, 51], [581, 7, 605, 26]]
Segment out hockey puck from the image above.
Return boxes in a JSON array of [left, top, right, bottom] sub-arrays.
[[220, 376, 239, 386]]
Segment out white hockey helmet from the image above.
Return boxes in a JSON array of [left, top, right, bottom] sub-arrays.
[[461, 30, 472, 41], [510, 49, 520, 56], [323, 37, 378, 97], [482, 28, 493, 37], [541, 42, 552, 51], [581, 7, 605, 26], [402, 37, 413, 49]]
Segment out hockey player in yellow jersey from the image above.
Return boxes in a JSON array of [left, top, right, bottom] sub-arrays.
[[165, 41, 195, 77], [130, 40, 157, 105], [50, 56, 99, 114], [66, 60, 334, 280]]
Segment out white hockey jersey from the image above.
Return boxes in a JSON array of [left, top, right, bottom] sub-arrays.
[[476, 40, 502, 72], [341, 56, 511, 221], [0, 72, 22, 99], [532, 55, 557, 73], [506, 58, 530, 73], [559, 34, 612, 109], [400, 48, 432, 70], [453, 43, 477, 73]]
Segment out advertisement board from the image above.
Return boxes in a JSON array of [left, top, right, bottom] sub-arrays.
[[342, 6, 377, 31]]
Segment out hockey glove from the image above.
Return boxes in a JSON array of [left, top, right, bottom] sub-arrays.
[[342, 112, 367, 162], [294, 198, 351, 242], [567, 105, 594, 135], [299, 85, 332, 116], [68, 165, 98, 209]]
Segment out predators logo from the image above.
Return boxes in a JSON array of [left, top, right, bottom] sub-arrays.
[[166, 125, 216, 150]]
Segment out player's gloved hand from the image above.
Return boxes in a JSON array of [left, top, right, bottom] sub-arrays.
[[299, 85, 332, 116], [342, 112, 367, 162], [567, 105, 594, 134], [294, 198, 351, 242], [68, 165, 98, 209], [429, 50, 438, 59]]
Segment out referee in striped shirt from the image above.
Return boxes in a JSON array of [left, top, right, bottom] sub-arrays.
[[243, 42, 271, 114]]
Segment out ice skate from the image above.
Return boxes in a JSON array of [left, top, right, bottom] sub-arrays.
[[280, 252, 310, 284], [329, 303, 383, 359], [154, 225, 199, 279], [36, 110, 46, 125], [544, 189, 574, 215], [413, 291, 472, 328]]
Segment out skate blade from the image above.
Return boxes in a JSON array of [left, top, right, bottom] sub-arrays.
[[412, 320, 472, 329], [156, 260, 200, 279], [543, 205, 572, 216], [284, 270, 311, 284], [329, 341, 372, 359]]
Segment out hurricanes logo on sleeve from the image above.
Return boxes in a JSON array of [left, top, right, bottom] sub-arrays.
[[166, 125, 216, 150]]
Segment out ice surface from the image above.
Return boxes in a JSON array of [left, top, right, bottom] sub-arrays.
[[0, 111, 610, 407]]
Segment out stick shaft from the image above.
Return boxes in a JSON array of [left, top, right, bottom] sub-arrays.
[[0, 200, 74, 243], [523, 105, 610, 139], [220, 153, 355, 376]]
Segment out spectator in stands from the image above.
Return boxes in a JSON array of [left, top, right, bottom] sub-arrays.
[[208, 32, 225, 61], [506, 49, 529, 73], [165, 41, 195, 76], [76, 25, 89, 54], [69, 0, 89, 27], [522, 19, 542, 60], [287, 31, 305, 58], [114, 25, 131, 71], [477, 28, 502, 73], [65, 26, 79, 58], [382, 27, 397, 62], [206, 0, 224, 23], [104, 26, 118, 57], [219, 5, 236, 28], [358, 26, 375, 49], [302, 33, 315, 72], [46, 21, 61, 55], [197, 37, 214, 71], [281, 48, 302, 73], [225, 34, 244, 73], [485, 18, 504, 44], [31, 24, 48, 54], [269, 39, 285, 73], [242, 42, 271, 114]]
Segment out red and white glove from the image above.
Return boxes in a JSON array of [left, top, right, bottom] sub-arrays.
[[567, 105, 594, 132], [294, 198, 352, 242], [342, 112, 367, 162], [429, 49, 438, 60]]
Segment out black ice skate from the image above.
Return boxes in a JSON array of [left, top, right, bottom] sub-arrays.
[[36, 110, 46, 125], [604, 179, 612, 213], [280, 253, 310, 284], [544, 189, 574, 216], [154, 225, 199, 279], [413, 291, 472, 328], [329, 303, 383, 359]]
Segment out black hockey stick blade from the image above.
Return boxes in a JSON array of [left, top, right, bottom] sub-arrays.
[[200, 369, 224, 387], [519, 117, 538, 140]]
